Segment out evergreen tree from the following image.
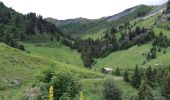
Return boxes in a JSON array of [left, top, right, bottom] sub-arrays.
[[166, 0, 170, 14], [164, 50, 167, 54], [158, 47, 161, 52], [123, 70, 129, 82], [138, 79, 153, 100], [162, 74, 170, 100], [131, 65, 142, 88], [114, 67, 121, 76], [145, 66, 155, 87]]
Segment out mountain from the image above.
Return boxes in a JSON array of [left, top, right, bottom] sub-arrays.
[[1, 1, 170, 100], [46, 5, 153, 38]]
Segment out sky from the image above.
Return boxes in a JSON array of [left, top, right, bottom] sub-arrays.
[[0, 0, 168, 20]]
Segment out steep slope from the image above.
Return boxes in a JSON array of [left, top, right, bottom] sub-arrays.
[[0, 43, 102, 99], [0, 43, 138, 100]]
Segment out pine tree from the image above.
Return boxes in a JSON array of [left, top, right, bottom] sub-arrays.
[[114, 67, 121, 76], [158, 47, 161, 52], [131, 65, 142, 88], [164, 50, 167, 54], [145, 66, 155, 87], [162, 74, 170, 100], [166, 0, 170, 14], [123, 70, 129, 82], [138, 79, 153, 100]]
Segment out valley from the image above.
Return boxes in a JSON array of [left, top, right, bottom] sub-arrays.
[[0, 1, 170, 100]]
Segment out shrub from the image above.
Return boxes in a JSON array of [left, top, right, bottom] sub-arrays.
[[52, 72, 81, 100], [103, 79, 122, 100]]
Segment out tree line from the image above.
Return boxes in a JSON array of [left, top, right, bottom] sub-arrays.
[[0, 2, 72, 50], [122, 65, 170, 100], [70, 25, 156, 68]]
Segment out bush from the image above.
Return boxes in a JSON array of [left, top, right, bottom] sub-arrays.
[[18, 44, 25, 51], [39, 68, 54, 83], [103, 79, 122, 100], [52, 72, 81, 100]]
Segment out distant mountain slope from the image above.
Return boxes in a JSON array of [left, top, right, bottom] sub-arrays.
[[93, 4, 170, 70], [46, 5, 153, 38]]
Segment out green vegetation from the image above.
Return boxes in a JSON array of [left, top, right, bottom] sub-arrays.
[[0, 43, 102, 99], [1, 1, 170, 100], [80, 77, 138, 100], [103, 79, 122, 100], [165, 0, 170, 14], [94, 44, 151, 70], [24, 42, 83, 66], [138, 79, 153, 100]]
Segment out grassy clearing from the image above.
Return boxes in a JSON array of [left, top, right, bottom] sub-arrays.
[[82, 28, 107, 40], [80, 76, 138, 100], [24, 42, 83, 67], [94, 44, 151, 70]]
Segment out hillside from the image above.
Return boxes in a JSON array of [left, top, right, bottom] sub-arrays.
[[46, 5, 153, 39], [93, 3, 170, 70], [24, 42, 83, 66], [0, 43, 140, 100], [0, 2, 72, 50], [1, 1, 170, 100], [0, 43, 103, 99]]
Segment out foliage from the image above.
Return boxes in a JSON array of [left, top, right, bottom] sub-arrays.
[[103, 79, 122, 100], [131, 65, 142, 88], [166, 0, 170, 14], [161, 74, 170, 100], [0, 2, 72, 51], [114, 67, 121, 76], [147, 47, 157, 60], [52, 72, 81, 100], [138, 79, 153, 100], [123, 70, 129, 82]]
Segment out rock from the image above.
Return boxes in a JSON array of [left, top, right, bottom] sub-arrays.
[[13, 79, 21, 86], [24, 87, 42, 98], [9, 79, 21, 87]]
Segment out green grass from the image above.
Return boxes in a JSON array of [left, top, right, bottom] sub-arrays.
[[24, 42, 83, 66], [0, 42, 140, 100], [94, 42, 170, 71], [145, 46, 170, 67], [93, 12, 170, 71], [82, 28, 107, 40], [0, 43, 103, 100], [94, 44, 151, 70], [80, 76, 138, 100]]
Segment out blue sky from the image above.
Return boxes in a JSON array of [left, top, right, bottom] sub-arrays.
[[0, 0, 168, 20]]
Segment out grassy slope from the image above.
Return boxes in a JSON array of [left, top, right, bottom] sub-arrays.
[[82, 28, 107, 40], [94, 44, 151, 70], [94, 13, 170, 70], [24, 42, 83, 66], [81, 76, 138, 100], [0, 43, 103, 100], [0, 42, 138, 100]]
